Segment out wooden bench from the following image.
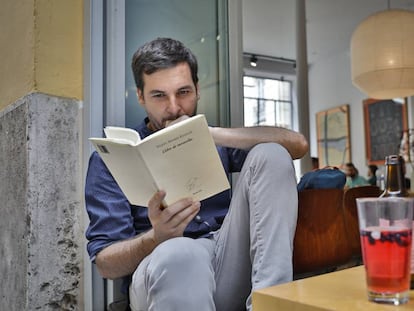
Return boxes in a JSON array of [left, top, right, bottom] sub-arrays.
[[293, 188, 352, 275], [293, 186, 381, 276], [342, 185, 381, 259]]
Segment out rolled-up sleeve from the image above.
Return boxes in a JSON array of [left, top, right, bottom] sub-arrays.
[[85, 152, 136, 261]]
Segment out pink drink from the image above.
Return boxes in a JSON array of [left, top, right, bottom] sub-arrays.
[[360, 227, 412, 294]]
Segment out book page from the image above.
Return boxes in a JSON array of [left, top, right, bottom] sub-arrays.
[[138, 115, 230, 205], [104, 126, 141, 145], [89, 138, 158, 206]]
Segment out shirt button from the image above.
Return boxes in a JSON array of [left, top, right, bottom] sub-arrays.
[[195, 215, 202, 223]]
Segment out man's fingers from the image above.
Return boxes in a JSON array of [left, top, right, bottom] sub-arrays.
[[159, 199, 200, 231], [148, 190, 166, 210]]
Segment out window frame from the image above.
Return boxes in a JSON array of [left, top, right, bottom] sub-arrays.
[[243, 75, 294, 129]]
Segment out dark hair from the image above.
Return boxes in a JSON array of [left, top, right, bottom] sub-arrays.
[[131, 37, 199, 92], [345, 162, 358, 174], [311, 157, 319, 169], [368, 164, 378, 174]]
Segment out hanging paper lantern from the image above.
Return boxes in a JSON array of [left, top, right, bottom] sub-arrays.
[[351, 9, 414, 99]]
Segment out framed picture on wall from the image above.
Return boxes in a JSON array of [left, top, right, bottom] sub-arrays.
[[316, 104, 351, 168], [363, 98, 408, 165]]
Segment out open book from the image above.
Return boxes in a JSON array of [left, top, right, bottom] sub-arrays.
[[89, 114, 230, 207]]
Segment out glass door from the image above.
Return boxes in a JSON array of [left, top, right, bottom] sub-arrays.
[[124, 0, 230, 128], [85, 1, 233, 308]]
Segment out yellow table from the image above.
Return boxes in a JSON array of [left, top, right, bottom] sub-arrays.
[[253, 266, 414, 310]]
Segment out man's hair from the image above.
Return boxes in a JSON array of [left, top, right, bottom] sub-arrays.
[[368, 164, 378, 174], [345, 162, 355, 169], [131, 37, 199, 92], [346, 162, 358, 174]]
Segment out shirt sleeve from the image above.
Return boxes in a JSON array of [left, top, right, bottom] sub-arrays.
[[217, 146, 248, 173], [84, 152, 136, 261]]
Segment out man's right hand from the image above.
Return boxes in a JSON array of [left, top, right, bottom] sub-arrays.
[[147, 190, 200, 244], [95, 190, 200, 279]]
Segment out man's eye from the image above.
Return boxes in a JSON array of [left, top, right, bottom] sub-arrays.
[[152, 93, 165, 98], [178, 89, 191, 96]]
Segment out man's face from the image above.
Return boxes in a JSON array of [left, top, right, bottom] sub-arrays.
[[345, 166, 355, 178], [137, 62, 198, 131]]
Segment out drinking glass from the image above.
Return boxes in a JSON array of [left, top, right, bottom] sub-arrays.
[[356, 197, 413, 305]]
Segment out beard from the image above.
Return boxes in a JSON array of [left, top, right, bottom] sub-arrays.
[[147, 104, 198, 132]]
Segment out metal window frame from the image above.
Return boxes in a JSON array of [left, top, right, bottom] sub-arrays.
[[243, 76, 294, 129], [83, 0, 126, 309]]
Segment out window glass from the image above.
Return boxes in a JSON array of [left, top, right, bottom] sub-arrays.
[[125, 0, 228, 128], [243, 76, 293, 129]]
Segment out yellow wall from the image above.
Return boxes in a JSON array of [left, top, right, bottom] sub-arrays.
[[0, 1, 35, 110], [35, 0, 83, 100], [0, 0, 83, 111]]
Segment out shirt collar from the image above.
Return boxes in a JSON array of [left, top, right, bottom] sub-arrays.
[[134, 117, 154, 140]]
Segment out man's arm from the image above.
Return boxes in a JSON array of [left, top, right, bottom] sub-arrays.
[[95, 229, 156, 279], [95, 191, 200, 279], [210, 126, 309, 159]]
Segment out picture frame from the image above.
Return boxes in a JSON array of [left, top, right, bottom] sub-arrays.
[[363, 98, 408, 165], [316, 104, 351, 168]]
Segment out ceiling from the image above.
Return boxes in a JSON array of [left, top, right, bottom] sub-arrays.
[[242, 0, 414, 65]]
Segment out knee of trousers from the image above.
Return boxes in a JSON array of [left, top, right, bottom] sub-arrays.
[[247, 143, 294, 174], [147, 237, 212, 275]]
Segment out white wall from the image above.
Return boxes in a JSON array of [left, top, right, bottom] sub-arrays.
[[306, 2, 414, 179], [243, 0, 414, 179], [308, 50, 367, 172]]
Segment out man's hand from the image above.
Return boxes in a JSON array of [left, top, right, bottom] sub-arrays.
[[94, 190, 199, 280], [147, 190, 200, 244], [165, 115, 190, 127]]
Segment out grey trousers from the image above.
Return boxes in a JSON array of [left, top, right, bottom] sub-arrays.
[[129, 143, 298, 311]]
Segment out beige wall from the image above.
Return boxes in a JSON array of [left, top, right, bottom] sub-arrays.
[[0, 0, 83, 111], [0, 1, 35, 110]]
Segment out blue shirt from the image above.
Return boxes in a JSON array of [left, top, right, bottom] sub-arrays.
[[345, 175, 369, 188], [85, 118, 248, 262]]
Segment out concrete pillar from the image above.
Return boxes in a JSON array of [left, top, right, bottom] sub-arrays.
[[0, 92, 82, 310]]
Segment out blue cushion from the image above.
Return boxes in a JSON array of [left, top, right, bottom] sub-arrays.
[[297, 167, 346, 191]]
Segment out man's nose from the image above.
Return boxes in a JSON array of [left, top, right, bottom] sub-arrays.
[[167, 96, 181, 114]]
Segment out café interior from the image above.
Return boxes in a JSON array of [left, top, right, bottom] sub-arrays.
[[2, 0, 414, 310], [248, 1, 414, 309]]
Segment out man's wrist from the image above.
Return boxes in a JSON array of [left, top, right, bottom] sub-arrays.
[[139, 229, 157, 253]]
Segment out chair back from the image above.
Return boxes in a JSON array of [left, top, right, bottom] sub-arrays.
[[293, 188, 352, 274], [342, 186, 381, 257]]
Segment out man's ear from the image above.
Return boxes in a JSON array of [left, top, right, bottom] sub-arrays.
[[137, 89, 145, 106]]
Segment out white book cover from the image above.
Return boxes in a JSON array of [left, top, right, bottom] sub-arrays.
[[89, 115, 230, 207]]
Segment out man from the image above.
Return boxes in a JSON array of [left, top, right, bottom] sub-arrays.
[[367, 164, 378, 186], [85, 38, 308, 311], [344, 162, 368, 189], [311, 157, 319, 170]]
